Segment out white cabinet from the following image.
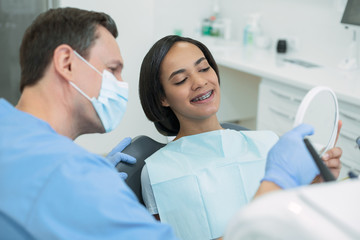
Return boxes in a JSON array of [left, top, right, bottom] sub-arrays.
[[257, 78, 306, 136], [257, 78, 360, 179]]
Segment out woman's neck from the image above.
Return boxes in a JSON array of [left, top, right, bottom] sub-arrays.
[[174, 115, 223, 141]]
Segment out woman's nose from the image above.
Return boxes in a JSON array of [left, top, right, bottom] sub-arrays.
[[191, 74, 207, 91]]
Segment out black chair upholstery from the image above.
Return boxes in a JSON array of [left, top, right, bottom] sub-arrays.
[[116, 135, 165, 205], [116, 123, 249, 205], [0, 211, 35, 240]]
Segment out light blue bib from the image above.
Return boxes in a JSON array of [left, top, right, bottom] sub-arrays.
[[146, 129, 278, 240]]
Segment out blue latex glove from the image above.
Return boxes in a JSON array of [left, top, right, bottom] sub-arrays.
[[262, 124, 319, 189], [106, 137, 136, 180]]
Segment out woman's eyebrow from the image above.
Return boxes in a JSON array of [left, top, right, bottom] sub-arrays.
[[168, 69, 186, 81], [194, 57, 206, 66], [168, 57, 207, 81]]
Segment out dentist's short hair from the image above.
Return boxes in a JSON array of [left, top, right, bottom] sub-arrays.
[[19, 7, 118, 92], [139, 35, 220, 136]]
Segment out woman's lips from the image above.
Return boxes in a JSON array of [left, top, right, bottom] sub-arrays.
[[191, 90, 213, 103]]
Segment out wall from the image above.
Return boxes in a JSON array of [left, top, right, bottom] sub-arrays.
[[60, 0, 166, 155], [220, 0, 353, 67], [151, 0, 354, 69], [152, 0, 212, 40]]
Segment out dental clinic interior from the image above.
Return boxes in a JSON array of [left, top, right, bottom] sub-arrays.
[[1, 0, 360, 180]]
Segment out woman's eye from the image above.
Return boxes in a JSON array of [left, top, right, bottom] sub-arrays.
[[200, 67, 210, 72], [175, 77, 187, 85]]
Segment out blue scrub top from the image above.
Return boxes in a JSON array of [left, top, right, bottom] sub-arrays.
[[0, 99, 177, 240]]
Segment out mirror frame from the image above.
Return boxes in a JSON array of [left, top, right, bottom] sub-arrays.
[[294, 86, 339, 156]]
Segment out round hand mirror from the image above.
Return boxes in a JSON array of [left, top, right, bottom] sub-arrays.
[[294, 86, 339, 156]]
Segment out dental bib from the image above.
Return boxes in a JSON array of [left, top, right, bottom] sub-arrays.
[[146, 129, 278, 240]]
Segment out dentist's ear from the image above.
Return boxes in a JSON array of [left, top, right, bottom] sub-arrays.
[[53, 44, 75, 82]]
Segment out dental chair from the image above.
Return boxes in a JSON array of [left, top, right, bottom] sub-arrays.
[[117, 122, 249, 205], [0, 211, 35, 240]]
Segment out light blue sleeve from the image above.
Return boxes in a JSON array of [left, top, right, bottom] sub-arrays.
[[26, 154, 176, 240], [141, 164, 159, 215]]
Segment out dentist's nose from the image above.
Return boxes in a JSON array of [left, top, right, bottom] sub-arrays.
[[115, 73, 124, 82]]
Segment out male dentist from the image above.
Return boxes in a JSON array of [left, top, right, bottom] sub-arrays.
[[0, 7, 175, 239]]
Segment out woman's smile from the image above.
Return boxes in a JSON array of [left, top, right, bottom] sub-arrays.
[[191, 90, 214, 103]]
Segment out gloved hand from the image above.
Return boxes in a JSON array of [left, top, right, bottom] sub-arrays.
[[261, 124, 319, 189], [106, 137, 136, 180]]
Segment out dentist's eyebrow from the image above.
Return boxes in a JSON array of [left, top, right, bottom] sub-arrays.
[[168, 57, 207, 81], [107, 60, 124, 71]]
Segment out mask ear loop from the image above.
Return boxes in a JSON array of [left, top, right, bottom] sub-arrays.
[[68, 81, 92, 101], [70, 51, 103, 101], [73, 50, 102, 75]]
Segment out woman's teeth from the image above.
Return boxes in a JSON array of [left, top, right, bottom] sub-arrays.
[[192, 90, 212, 102]]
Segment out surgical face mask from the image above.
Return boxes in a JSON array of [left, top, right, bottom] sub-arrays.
[[69, 51, 128, 132]]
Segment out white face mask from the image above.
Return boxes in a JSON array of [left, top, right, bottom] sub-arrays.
[[69, 51, 128, 132]]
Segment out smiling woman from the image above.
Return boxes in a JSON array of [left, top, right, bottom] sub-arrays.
[[158, 41, 221, 140], [138, 35, 279, 240]]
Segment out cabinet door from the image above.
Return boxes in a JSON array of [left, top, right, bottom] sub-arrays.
[[257, 78, 305, 136]]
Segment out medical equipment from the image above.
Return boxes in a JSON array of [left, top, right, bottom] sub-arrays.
[[338, 0, 360, 70], [294, 86, 339, 157], [348, 137, 360, 179], [224, 178, 360, 240], [304, 138, 336, 182]]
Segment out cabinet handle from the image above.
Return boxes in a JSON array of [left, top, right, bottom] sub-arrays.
[[268, 106, 295, 121], [339, 111, 360, 123], [270, 89, 302, 103]]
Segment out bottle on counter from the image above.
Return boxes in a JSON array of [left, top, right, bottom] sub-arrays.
[[243, 13, 262, 47]]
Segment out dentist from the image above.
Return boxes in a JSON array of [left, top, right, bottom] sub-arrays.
[[0, 7, 175, 239]]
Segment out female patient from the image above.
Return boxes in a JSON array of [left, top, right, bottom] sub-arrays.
[[139, 35, 342, 240]]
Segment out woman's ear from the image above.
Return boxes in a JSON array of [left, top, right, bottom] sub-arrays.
[[53, 44, 74, 82], [161, 97, 170, 107]]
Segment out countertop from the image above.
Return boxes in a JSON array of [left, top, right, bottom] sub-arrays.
[[204, 41, 360, 105]]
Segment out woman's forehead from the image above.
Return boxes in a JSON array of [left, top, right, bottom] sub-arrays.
[[163, 42, 206, 68]]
